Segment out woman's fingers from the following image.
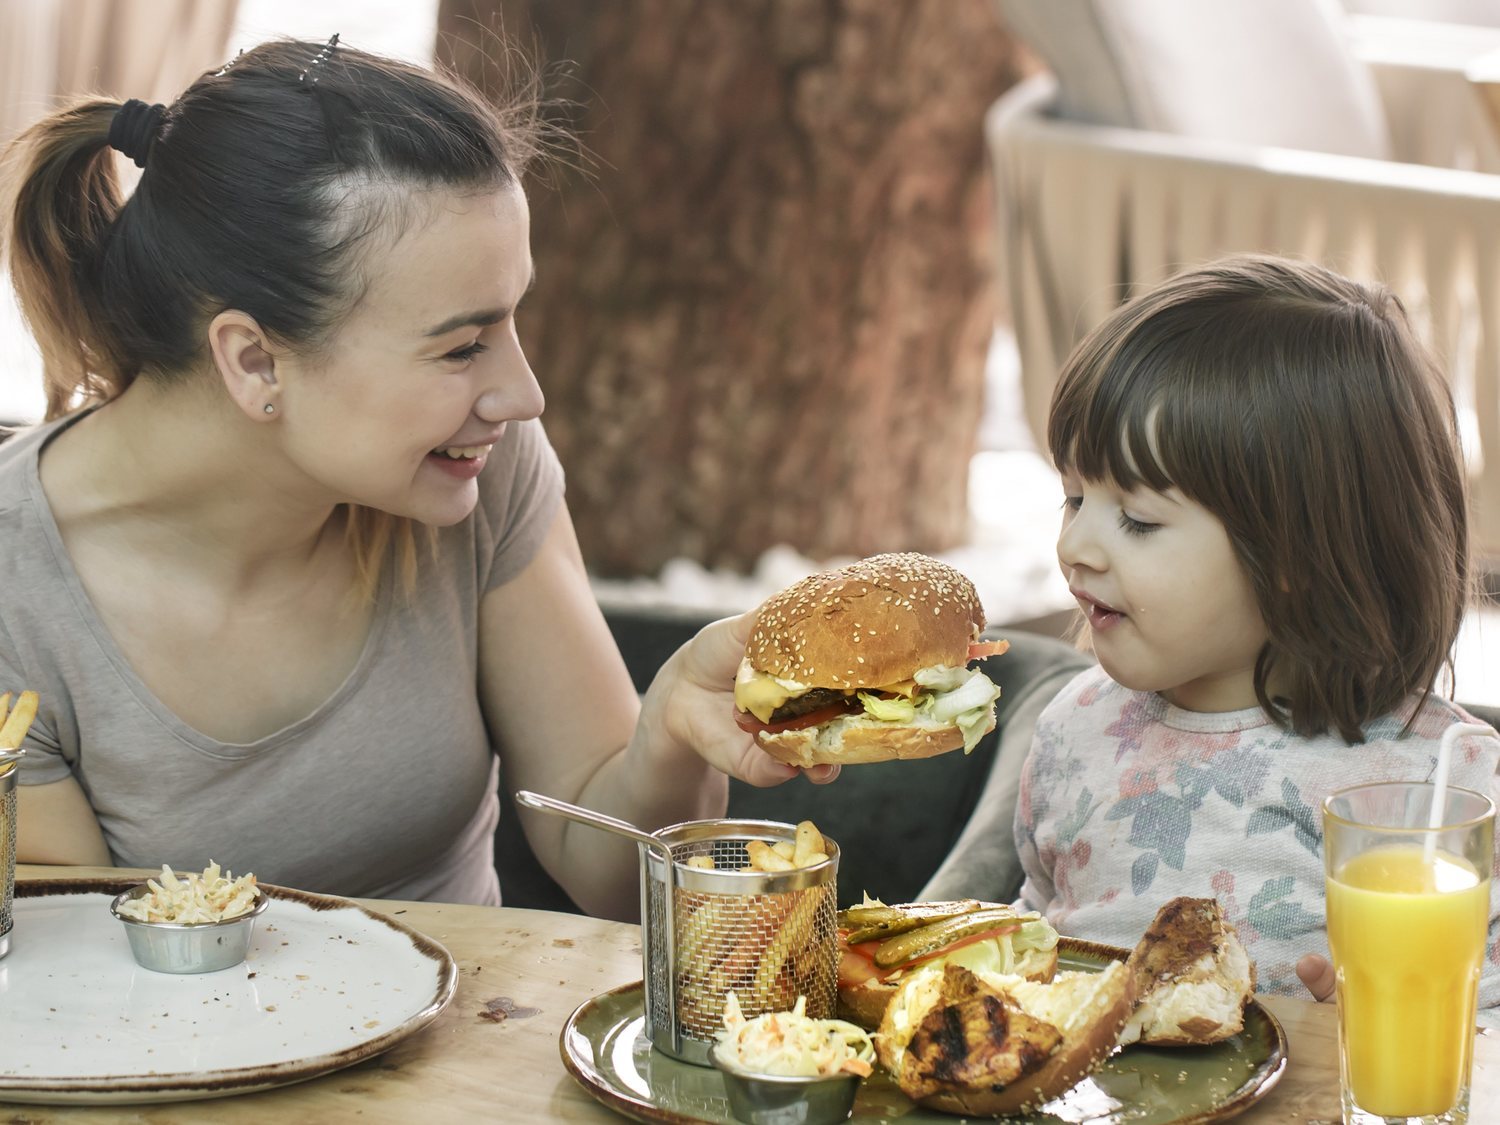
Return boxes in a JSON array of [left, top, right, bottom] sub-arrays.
[[678, 611, 756, 687], [654, 611, 850, 788], [1296, 953, 1336, 1002]]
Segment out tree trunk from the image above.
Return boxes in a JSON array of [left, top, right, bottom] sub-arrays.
[[438, 0, 1029, 576]]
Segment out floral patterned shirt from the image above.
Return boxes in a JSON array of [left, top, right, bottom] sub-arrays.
[[1016, 665, 1500, 1019]]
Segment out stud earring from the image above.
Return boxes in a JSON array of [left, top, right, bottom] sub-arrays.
[[263, 403, 276, 415]]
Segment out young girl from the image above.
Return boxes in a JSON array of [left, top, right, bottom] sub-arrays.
[[0, 38, 828, 916], [1014, 255, 1500, 1014]]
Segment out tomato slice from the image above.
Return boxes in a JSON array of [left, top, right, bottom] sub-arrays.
[[968, 640, 1011, 661], [837, 946, 886, 989], [734, 699, 860, 735]]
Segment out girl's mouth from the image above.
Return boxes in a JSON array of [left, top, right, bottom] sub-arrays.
[[426, 443, 493, 480], [1071, 588, 1126, 631]]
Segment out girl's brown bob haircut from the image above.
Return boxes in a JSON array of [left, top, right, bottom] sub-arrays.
[[1048, 254, 1469, 743]]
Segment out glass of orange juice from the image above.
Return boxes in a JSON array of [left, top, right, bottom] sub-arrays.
[[1324, 782, 1494, 1124]]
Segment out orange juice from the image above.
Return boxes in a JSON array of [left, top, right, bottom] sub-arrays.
[[1326, 844, 1489, 1117]]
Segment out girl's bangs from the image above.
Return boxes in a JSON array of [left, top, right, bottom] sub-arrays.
[[1050, 355, 1180, 494]]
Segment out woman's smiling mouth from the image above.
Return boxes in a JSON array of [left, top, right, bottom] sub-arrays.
[[426, 442, 493, 479]]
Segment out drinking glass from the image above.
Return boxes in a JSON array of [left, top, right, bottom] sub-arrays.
[[1324, 782, 1495, 1124]]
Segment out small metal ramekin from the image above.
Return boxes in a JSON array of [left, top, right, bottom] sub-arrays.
[[711, 1047, 862, 1125], [109, 883, 270, 974]]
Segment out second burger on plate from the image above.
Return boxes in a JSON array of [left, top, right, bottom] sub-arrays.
[[733, 553, 1009, 768]]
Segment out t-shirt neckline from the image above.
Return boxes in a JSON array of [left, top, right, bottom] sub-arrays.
[[23, 409, 394, 756], [1150, 690, 1273, 734]]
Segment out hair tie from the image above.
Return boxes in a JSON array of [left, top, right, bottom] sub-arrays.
[[108, 99, 167, 168]]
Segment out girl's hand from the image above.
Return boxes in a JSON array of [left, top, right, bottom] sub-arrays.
[[640, 610, 841, 788], [1296, 953, 1335, 1002]]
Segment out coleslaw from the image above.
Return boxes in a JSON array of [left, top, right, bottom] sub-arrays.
[[115, 861, 260, 924], [715, 993, 875, 1078]]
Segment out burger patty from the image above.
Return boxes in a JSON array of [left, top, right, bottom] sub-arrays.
[[770, 688, 857, 722]]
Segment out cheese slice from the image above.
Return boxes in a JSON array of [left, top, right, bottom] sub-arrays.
[[734, 659, 809, 723], [734, 658, 924, 723]]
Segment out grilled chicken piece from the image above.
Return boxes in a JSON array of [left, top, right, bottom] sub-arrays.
[[898, 966, 1062, 1099], [879, 959, 1135, 1116]]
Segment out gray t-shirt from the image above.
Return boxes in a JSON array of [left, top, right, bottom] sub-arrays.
[[0, 412, 564, 905]]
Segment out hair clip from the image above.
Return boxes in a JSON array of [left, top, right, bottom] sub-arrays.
[[298, 33, 340, 86], [212, 49, 244, 78]]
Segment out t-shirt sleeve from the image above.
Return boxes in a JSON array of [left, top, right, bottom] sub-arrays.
[[475, 418, 566, 593], [0, 620, 73, 786]]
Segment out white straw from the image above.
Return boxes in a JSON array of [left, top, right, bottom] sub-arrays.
[[1426, 723, 1494, 864]]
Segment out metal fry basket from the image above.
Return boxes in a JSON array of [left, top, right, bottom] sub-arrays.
[[641, 819, 839, 1065], [0, 748, 23, 960]]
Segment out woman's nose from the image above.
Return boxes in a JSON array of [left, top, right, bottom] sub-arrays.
[[476, 332, 544, 423]]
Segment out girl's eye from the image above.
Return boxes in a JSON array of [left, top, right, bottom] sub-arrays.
[[443, 341, 489, 364], [1118, 512, 1160, 537], [1060, 495, 1082, 513]]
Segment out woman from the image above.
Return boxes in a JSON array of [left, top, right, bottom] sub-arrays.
[[0, 37, 830, 918]]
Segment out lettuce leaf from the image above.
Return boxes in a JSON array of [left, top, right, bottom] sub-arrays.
[[858, 692, 918, 722]]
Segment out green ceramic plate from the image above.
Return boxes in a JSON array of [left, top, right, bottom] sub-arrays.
[[559, 939, 1287, 1124]]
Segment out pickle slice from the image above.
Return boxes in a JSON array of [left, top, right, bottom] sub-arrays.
[[838, 899, 983, 944], [872, 906, 1027, 968]]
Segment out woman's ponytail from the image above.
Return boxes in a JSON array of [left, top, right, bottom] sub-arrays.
[[2, 99, 128, 420]]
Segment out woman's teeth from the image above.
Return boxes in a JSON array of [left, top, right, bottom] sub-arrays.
[[433, 444, 493, 460]]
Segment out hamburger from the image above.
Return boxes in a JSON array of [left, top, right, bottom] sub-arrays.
[[836, 898, 1060, 1029], [734, 553, 1009, 767]]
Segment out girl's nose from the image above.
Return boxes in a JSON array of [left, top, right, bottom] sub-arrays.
[[1057, 508, 1107, 574]]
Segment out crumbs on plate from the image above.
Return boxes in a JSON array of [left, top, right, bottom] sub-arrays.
[[116, 862, 259, 924]]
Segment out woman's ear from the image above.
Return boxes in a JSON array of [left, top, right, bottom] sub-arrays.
[[207, 310, 280, 421]]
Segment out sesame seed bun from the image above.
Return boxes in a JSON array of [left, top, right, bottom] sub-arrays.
[[747, 553, 985, 690]]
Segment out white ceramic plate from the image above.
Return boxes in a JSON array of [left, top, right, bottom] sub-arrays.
[[0, 877, 458, 1104]]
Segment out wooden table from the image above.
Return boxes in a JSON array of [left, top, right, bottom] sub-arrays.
[[6, 865, 1499, 1122]]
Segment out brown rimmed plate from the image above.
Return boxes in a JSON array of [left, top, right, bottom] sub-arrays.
[[560, 937, 1287, 1123], [0, 877, 458, 1104]]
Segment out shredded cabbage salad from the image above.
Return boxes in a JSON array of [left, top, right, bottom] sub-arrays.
[[116, 862, 259, 924], [716, 993, 875, 1078]]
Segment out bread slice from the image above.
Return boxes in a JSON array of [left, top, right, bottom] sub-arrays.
[[877, 961, 1135, 1116], [757, 709, 996, 767], [1118, 897, 1256, 1047]]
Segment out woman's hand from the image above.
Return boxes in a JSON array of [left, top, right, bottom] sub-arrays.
[[1296, 953, 1335, 1002], [638, 610, 840, 788]]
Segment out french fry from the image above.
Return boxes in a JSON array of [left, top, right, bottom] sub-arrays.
[[0, 692, 11, 729], [686, 856, 716, 870], [793, 820, 825, 866], [750, 888, 824, 1000], [746, 840, 795, 872], [771, 841, 796, 861], [0, 690, 37, 750]]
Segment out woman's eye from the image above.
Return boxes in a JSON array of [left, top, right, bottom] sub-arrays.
[[1118, 512, 1160, 537], [443, 342, 489, 364]]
